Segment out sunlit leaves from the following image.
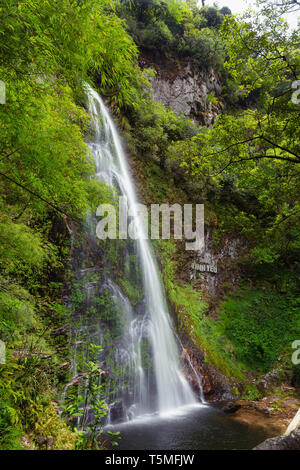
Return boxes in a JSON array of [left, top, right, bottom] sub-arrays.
[[169, 5, 300, 262]]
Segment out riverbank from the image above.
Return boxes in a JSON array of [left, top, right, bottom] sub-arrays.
[[226, 387, 300, 439]]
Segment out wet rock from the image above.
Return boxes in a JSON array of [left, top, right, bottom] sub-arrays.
[[221, 401, 242, 414], [250, 394, 300, 419], [180, 334, 233, 401], [35, 435, 54, 450], [108, 401, 126, 423], [188, 228, 243, 299], [257, 370, 281, 394], [254, 428, 300, 450], [281, 399, 300, 409]]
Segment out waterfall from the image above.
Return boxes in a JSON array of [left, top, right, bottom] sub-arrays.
[[70, 84, 202, 423]]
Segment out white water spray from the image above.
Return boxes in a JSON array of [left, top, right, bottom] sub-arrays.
[[85, 84, 200, 417]]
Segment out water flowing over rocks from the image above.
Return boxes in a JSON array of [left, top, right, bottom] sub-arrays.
[[180, 334, 233, 401], [65, 85, 205, 427]]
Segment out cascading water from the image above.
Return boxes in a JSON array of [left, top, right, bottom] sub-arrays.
[[67, 84, 203, 425]]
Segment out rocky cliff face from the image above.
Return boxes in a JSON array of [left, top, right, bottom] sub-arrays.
[[180, 333, 234, 401], [188, 228, 243, 299], [143, 59, 223, 126]]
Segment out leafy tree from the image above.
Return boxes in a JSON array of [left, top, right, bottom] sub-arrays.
[[220, 6, 232, 16], [62, 344, 120, 449], [0, 0, 142, 449], [117, 0, 226, 67], [268, 0, 300, 11], [169, 3, 300, 262], [201, 6, 224, 29]]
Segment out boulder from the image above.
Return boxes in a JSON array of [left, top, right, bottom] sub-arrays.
[[108, 401, 126, 423], [254, 428, 300, 450], [257, 370, 281, 394], [221, 401, 242, 414]]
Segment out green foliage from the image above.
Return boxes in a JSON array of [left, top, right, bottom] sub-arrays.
[[0, 290, 37, 341], [118, 277, 143, 305], [0, 345, 77, 449], [117, 0, 226, 68], [220, 286, 300, 372], [200, 6, 224, 29], [0, 0, 141, 449], [34, 404, 77, 450], [0, 220, 45, 273], [61, 344, 119, 450], [179, 25, 225, 69], [156, 240, 207, 326], [169, 6, 300, 265], [0, 390, 23, 450], [0, 0, 140, 109], [242, 384, 262, 401], [1, 83, 96, 220], [126, 98, 199, 168]]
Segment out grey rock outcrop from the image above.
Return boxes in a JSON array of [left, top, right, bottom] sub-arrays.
[[146, 61, 222, 126], [257, 370, 281, 394], [254, 428, 300, 450], [188, 227, 243, 298]]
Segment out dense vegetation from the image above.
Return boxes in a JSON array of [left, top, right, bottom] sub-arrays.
[[117, 0, 228, 68], [120, 0, 300, 385], [0, 0, 299, 450], [0, 0, 141, 450], [164, 2, 300, 386]]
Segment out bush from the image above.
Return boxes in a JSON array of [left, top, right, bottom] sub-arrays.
[[220, 288, 300, 371], [201, 7, 224, 29], [117, 0, 226, 68]]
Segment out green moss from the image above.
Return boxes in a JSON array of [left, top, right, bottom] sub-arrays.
[[34, 403, 77, 450], [241, 384, 263, 401], [220, 287, 300, 372], [118, 277, 143, 306], [194, 317, 246, 379]]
